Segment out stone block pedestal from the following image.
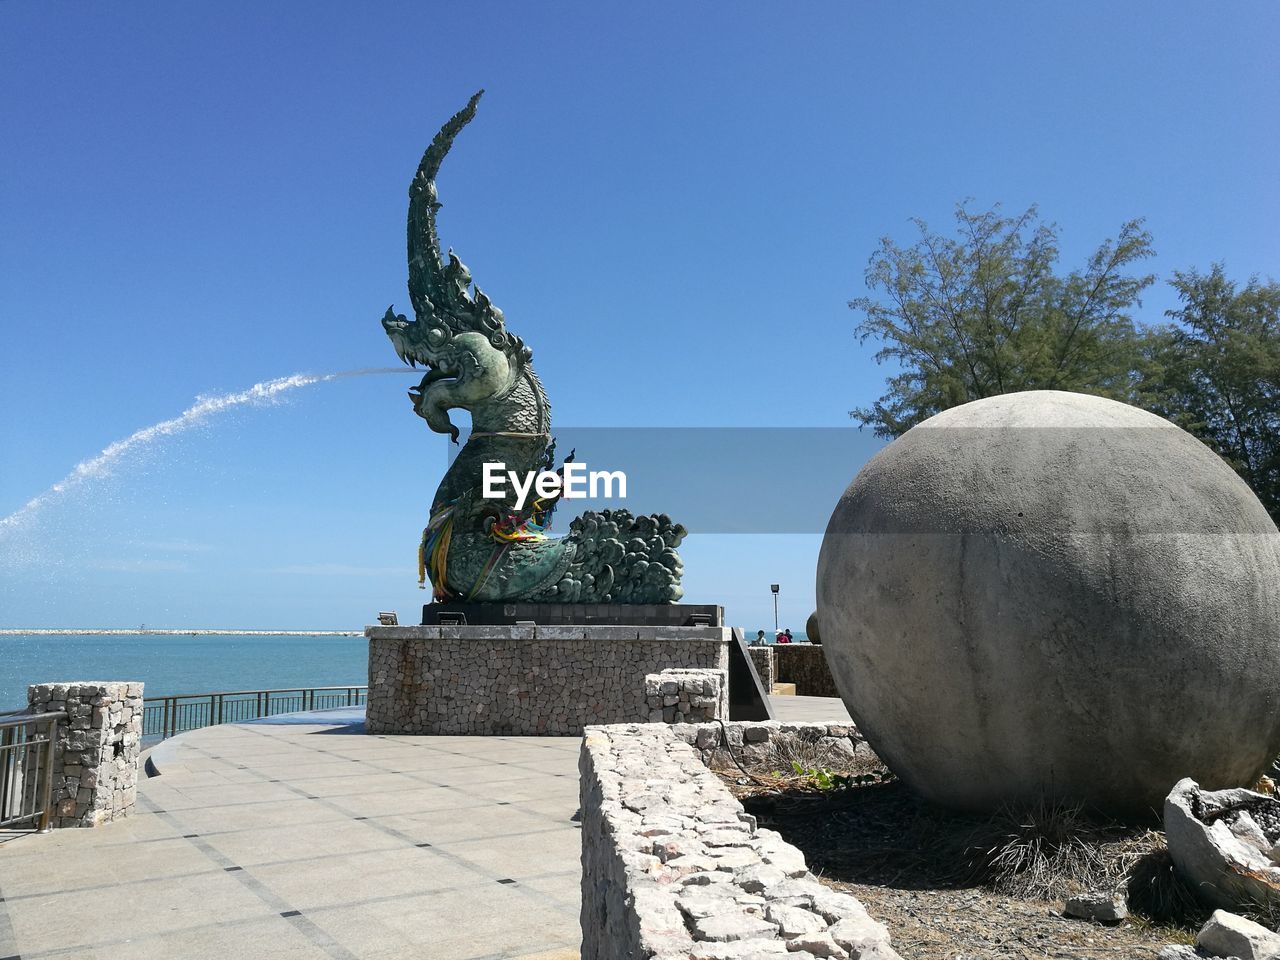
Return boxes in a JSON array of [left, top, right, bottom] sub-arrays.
[[27, 681, 144, 828], [643, 668, 727, 723], [366, 624, 733, 736]]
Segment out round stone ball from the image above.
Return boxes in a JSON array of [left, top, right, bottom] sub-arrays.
[[805, 610, 821, 645], [816, 390, 1280, 817]]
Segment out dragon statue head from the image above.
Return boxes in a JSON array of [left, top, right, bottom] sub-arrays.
[[382, 89, 533, 442]]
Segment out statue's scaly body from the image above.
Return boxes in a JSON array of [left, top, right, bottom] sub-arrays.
[[381, 91, 685, 603]]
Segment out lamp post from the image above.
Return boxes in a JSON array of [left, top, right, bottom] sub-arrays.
[[770, 583, 780, 634]]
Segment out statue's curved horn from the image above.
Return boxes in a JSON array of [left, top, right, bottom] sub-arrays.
[[407, 90, 484, 322]]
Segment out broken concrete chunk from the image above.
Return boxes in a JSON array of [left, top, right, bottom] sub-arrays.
[[1063, 891, 1129, 923], [1196, 909, 1280, 960], [1165, 778, 1280, 912], [1229, 812, 1272, 852]]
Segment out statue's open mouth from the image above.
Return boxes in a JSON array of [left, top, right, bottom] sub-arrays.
[[407, 366, 459, 406]]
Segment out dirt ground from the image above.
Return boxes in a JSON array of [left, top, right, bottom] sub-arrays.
[[714, 748, 1200, 960], [828, 880, 1169, 959]]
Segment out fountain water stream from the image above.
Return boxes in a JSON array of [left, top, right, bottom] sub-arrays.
[[0, 368, 412, 534]]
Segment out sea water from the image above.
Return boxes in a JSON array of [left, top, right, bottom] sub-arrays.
[[0, 627, 804, 711], [0, 633, 367, 711]]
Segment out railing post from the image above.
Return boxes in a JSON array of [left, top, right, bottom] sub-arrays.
[[52, 684, 366, 749], [0, 724, 12, 822], [37, 713, 57, 833]]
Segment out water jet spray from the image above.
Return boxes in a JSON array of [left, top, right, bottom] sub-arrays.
[[0, 368, 416, 533]]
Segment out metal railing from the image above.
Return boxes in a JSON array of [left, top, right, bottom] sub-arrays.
[[0, 711, 63, 831], [143, 686, 367, 741]]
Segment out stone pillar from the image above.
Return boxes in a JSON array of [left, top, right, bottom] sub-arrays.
[[643, 668, 727, 723], [747, 647, 775, 692], [27, 682, 144, 828]]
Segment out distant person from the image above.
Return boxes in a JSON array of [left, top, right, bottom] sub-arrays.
[[783, 628, 794, 643], [776, 630, 790, 644], [752, 630, 766, 646]]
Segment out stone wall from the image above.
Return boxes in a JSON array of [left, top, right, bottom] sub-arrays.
[[580, 721, 900, 960], [773, 645, 840, 699], [367, 625, 731, 736], [645, 669, 727, 724], [746, 647, 774, 692], [668, 719, 862, 768], [27, 682, 144, 828]]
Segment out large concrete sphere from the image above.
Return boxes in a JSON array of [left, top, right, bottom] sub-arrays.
[[816, 390, 1280, 817], [805, 610, 821, 645]]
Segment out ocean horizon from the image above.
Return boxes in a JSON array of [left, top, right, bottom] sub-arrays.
[[0, 631, 369, 711], [0, 626, 805, 710]]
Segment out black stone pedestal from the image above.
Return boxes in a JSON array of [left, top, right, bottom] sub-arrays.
[[422, 601, 723, 628]]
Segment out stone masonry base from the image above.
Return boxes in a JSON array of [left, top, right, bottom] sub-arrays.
[[580, 721, 901, 960], [27, 681, 144, 828], [644, 669, 728, 724], [366, 625, 732, 736]]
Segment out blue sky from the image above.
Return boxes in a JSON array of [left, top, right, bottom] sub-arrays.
[[1, 2, 1277, 629]]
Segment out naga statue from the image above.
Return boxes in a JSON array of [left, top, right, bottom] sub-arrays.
[[381, 91, 686, 604]]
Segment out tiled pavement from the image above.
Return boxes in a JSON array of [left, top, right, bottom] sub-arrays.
[[0, 709, 583, 960], [0, 696, 851, 960]]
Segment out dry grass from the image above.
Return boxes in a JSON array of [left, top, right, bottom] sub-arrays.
[[705, 747, 1280, 957], [717, 750, 1216, 932], [1240, 897, 1280, 932], [745, 736, 892, 785], [1125, 843, 1207, 931], [980, 798, 1163, 901]]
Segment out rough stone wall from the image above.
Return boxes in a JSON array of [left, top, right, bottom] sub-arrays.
[[645, 670, 727, 723], [747, 648, 774, 692], [26, 682, 144, 828], [773, 646, 840, 698], [366, 625, 730, 736], [580, 722, 900, 960], [668, 719, 862, 769]]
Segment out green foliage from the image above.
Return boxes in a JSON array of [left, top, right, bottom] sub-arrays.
[[848, 202, 1280, 521], [849, 203, 1156, 437], [1136, 265, 1280, 523], [782, 761, 888, 791]]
